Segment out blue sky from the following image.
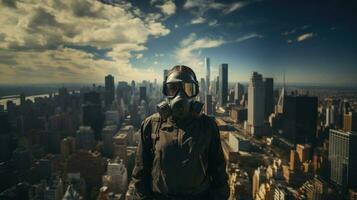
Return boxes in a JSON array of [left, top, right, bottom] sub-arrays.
[[0, 0, 356, 86]]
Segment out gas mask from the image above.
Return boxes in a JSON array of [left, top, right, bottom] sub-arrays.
[[157, 66, 203, 120]]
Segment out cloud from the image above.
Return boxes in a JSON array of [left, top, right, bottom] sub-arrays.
[[297, 32, 315, 42], [223, 2, 250, 14], [0, 0, 170, 84], [191, 17, 206, 24], [235, 33, 263, 42], [175, 33, 226, 78], [158, 0, 176, 16], [208, 20, 219, 27]]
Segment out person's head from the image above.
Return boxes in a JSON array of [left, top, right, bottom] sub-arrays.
[[162, 65, 200, 120]]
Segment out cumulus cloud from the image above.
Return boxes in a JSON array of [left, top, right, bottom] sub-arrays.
[[297, 33, 315, 42], [191, 17, 206, 24], [158, 0, 176, 16], [175, 33, 226, 78], [0, 0, 170, 84]]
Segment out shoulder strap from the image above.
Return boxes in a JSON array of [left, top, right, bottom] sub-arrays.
[[149, 113, 162, 153]]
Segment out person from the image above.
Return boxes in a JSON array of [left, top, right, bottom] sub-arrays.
[[131, 65, 229, 200]]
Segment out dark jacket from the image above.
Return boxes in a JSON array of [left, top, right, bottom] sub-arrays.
[[131, 113, 229, 200]]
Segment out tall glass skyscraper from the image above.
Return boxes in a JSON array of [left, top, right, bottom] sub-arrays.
[[218, 64, 228, 107], [205, 57, 210, 95], [247, 72, 265, 135], [328, 129, 357, 189], [105, 74, 115, 107]]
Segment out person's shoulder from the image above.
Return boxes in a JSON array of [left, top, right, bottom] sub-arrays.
[[199, 114, 218, 128], [142, 112, 161, 126], [145, 112, 161, 122]]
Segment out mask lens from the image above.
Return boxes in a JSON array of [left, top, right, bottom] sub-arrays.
[[165, 82, 180, 97], [183, 82, 197, 97]]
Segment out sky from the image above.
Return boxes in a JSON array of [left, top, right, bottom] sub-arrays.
[[0, 0, 356, 86]]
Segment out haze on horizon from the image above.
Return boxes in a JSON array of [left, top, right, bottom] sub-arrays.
[[0, 0, 356, 86]]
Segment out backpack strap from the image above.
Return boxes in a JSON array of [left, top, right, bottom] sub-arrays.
[[149, 113, 162, 154]]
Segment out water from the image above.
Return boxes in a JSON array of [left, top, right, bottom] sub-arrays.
[[0, 94, 51, 110]]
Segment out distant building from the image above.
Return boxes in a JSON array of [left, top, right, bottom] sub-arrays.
[[44, 177, 63, 200], [264, 78, 274, 119], [113, 133, 127, 165], [218, 64, 228, 107], [139, 86, 147, 102], [228, 133, 250, 152], [119, 125, 134, 146], [280, 96, 318, 144], [328, 129, 357, 189], [204, 94, 213, 116], [343, 112, 357, 132], [200, 78, 206, 103], [105, 110, 119, 126], [101, 125, 117, 157], [61, 137, 76, 159], [247, 72, 265, 135], [103, 159, 128, 194], [230, 107, 247, 123], [296, 144, 311, 164], [252, 166, 267, 199], [205, 57, 210, 95], [234, 82, 244, 105], [163, 69, 169, 82], [105, 75, 115, 107], [76, 126, 95, 150], [82, 91, 103, 140]]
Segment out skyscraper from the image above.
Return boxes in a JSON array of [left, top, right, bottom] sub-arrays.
[[205, 57, 210, 95], [234, 82, 244, 105], [218, 64, 228, 107], [328, 129, 357, 189], [247, 72, 265, 135], [76, 126, 95, 150], [105, 75, 115, 107], [200, 78, 206, 103], [163, 69, 169, 82], [343, 112, 357, 132], [139, 86, 147, 102], [264, 78, 274, 119], [82, 91, 104, 140], [281, 96, 318, 144], [204, 94, 213, 116]]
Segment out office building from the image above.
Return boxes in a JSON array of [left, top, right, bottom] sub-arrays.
[[105, 75, 115, 107], [200, 78, 206, 103], [230, 107, 247, 123], [282, 96, 318, 144], [139, 86, 147, 102], [247, 72, 265, 135], [61, 137, 76, 159], [343, 112, 357, 132], [204, 94, 213, 116], [234, 82, 244, 105], [328, 129, 357, 188], [113, 133, 127, 165], [218, 64, 228, 107], [102, 125, 117, 157], [264, 78, 274, 119], [75, 126, 95, 150], [82, 91, 103, 140], [103, 159, 128, 193], [205, 57, 210, 95]]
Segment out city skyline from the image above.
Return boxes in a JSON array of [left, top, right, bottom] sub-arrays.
[[0, 0, 357, 86]]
